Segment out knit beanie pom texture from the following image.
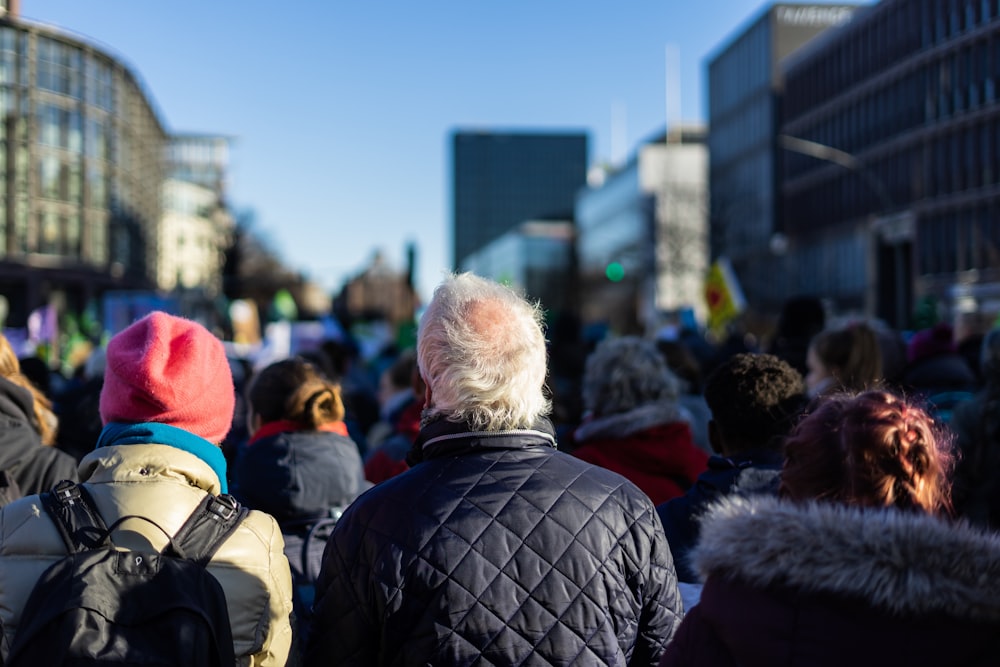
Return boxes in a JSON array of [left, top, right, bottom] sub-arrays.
[[99, 312, 234, 444]]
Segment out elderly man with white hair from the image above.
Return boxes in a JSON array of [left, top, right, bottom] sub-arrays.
[[305, 273, 682, 666]]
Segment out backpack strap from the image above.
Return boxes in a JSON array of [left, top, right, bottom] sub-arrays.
[[39, 480, 111, 553], [301, 517, 339, 583], [168, 493, 249, 567]]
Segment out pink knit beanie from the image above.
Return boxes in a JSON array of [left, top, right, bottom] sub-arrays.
[[100, 312, 235, 444]]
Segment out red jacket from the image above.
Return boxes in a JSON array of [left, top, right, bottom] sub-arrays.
[[572, 421, 707, 505]]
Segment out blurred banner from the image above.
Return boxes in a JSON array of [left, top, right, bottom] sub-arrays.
[[704, 257, 746, 333]]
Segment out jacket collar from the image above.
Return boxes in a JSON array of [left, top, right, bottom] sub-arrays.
[[248, 419, 349, 445], [97, 422, 229, 494], [694, 495, 1000, 622], [408, 417, 557, 465]]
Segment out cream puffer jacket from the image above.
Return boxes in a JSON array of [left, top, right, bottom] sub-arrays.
[[0, 443, 295, 666]]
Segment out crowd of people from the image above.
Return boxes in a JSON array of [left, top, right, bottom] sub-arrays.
[[0, 277, 997, 664]]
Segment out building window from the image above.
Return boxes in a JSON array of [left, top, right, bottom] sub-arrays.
[[37, 210, 60, 255], [66, 213, 80, 258], [36, 37, 81, 98], [39, 155, 58, 199]]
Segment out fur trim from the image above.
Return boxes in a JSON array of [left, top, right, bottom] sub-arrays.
[[693, 495, 1000, 622], [574, 403, 686, 442]]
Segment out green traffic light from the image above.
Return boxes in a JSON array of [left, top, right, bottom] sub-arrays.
[[605, 262, 625, 282]]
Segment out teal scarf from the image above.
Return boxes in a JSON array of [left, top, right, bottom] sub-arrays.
[[97, 422, 229, 494]]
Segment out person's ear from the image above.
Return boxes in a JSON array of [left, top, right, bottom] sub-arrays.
[[708, 420, 724, 455], [247, 410, 262, 435]]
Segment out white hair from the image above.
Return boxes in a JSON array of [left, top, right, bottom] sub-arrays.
[[417, 273, 551, 431]]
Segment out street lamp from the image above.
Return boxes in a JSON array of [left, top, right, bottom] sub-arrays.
[[777, 134, 894, 211], [777, 134, 911, 328]]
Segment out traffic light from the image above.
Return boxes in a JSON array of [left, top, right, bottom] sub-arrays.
[[605, 262, 625, 282]]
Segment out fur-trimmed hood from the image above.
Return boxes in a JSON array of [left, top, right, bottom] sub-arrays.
[[693, 495, 1000, 623], [574, 402, 686, 442]]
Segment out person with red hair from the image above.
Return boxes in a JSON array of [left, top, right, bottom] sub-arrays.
[[660, 390, 1000, 666]]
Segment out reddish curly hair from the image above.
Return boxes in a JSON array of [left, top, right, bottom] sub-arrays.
[[781, 390, 954, 514]]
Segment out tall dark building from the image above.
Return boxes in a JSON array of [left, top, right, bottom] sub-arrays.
[[707, 3, 860, 317], [451, 131, 588, 269], [782, 0, 1000, 331]]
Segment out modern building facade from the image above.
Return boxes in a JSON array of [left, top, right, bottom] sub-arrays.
[[707, 3, 860, 319], [461, 220, 576, 322], [159, 134, 233, 296], [451, 130, 587, 269], [576, 125, 708, 335], [0, 8, 167, 326], [781, 0, 1000, 331]]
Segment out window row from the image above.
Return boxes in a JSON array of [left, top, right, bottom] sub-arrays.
[[786, 1, 1000, 119], [785, 116, 1000, 230], [917, 211, 1000, 275], [36, 37, 115, 112], [36, 152, 108, 208]]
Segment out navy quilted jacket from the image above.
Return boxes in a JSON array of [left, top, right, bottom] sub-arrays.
[[304, 418, 682, 666]]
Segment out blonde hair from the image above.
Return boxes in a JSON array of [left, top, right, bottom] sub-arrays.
[[810, 322, 883, 392], [0, 334, 58, 445]]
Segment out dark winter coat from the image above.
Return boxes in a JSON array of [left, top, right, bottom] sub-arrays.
[[0, 375, 78, 496], [234, 424, 370, 524], [950, 389, 1000, 529], [656, 450, 782, 583], [305, 418, 683, 666], [572, 404, 708, 505], [659, 495, 1000, 667], [897, 352, 978, 397]]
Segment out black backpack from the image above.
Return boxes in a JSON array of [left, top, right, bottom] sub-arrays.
[[7, 480, 248, 666], [280, 508, 342, 645]]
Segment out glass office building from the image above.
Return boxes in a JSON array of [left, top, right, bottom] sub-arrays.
[[576, 126, 708, 336], [451, 131, 587, 270], [461, 220, 576, 322], [707, 3, 859, 318], [0, 12, 166, 326], [782, 0, 1000, 329]]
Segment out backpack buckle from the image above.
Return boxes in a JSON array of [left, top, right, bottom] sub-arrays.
[[53, 480, 82, 504], [207, 494, 238, 521]]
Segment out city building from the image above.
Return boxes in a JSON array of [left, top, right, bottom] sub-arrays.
[[0, 6, 168, 326], [781, 0, 1000, 332], [159, 134, 234, 297], [706, 3, 861, 321], [575, 124, 708, 336], [461, 219, 576, 322], [451, 130, 587, 269], [334, 248, 419, 334]]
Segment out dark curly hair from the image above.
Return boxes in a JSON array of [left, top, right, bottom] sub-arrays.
[[703, 353, 807, 453], [781, 390, 954, 514]]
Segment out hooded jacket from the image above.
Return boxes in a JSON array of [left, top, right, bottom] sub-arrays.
[[573, 404, 708, 505], [659, 495, 1000, 667], [305, 418, 683, 666], [0, 442, 295, 666], [0, 375, 78, 496], [656, 450, 782, 583], [234, 424, 370, 524]]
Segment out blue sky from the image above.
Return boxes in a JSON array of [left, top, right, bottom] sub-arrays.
[[31, 1, 870, 302]]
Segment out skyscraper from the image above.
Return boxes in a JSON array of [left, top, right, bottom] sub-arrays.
[[451, 130, 587, 269], [707, 3, 860, 316]]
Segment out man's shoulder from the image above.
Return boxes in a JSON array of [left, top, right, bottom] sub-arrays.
[[549, 448, 656, 497], [347, 447, 655, 511]]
